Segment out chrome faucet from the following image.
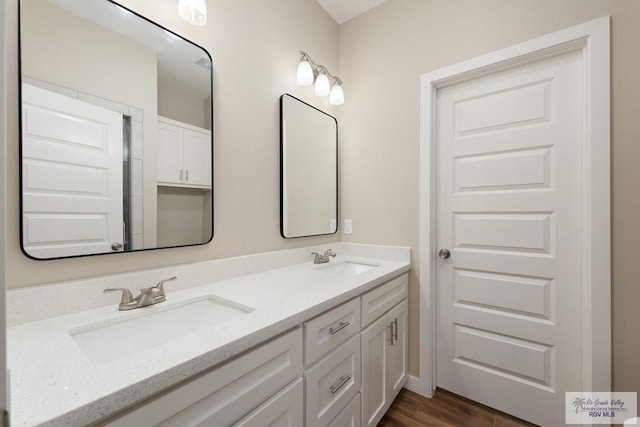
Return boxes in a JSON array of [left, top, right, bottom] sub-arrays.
[[312, 249, 337, 264], [104, 276, 177, 311]]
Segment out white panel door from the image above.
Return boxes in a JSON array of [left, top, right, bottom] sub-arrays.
[[21, 84, 123, 258], [436, 50, 584, 426]]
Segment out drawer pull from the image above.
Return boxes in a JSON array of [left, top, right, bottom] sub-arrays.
[[392, 318, 399, 342], [329, 321, 351, 335], [330, 375, 351, 394]]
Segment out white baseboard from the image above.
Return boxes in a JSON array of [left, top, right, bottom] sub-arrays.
[[404, 375, 433, 398]]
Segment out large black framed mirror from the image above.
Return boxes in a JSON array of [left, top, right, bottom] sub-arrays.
[[19, 0, 213, 260], [280, 94, 338, 239]]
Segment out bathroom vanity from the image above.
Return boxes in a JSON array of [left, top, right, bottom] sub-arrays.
[[7, 244, 410, 426]]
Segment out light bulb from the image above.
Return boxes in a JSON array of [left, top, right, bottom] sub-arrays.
[[314, 71, 330, 96], [178, 0, 207, 26], [296, 60, 314, 86], [329, 83, 344, 105]]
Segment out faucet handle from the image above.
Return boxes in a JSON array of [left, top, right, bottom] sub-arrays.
[[156, 276, 177, 287], [324, 249, 337, 257], [104, 288, 134, 304], [152, 276, 177, 302]]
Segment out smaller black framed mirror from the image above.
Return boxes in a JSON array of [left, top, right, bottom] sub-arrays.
[[280, 94, 338, 239]]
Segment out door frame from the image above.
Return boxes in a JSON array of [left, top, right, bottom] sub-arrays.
[[414, 16, 611, 397]]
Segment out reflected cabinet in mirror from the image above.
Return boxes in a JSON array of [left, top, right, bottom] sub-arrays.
[[280, 94, 338, 239], [19, 0, 213, 259]]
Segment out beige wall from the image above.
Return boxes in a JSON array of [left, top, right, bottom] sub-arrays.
[[4, 0, 339, 287], [21, 0, 159, 247], [339, 0, 640, 394]]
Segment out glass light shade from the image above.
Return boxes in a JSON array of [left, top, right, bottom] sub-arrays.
[[314, 72, 330, 96], [296, 60, 314, 86], [329, 83, 344, 105], [178, 0, 207, 26]]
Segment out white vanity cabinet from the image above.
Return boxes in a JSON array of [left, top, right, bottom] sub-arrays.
[[100, 272, 409, 427], [360, 275, 409, 427], [104, 328, 302, 427], [157, 116, 211, 189]]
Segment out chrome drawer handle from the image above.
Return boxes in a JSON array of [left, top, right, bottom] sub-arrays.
[[329, 321, 351, 335], [330, 375, 351, 394], [386, 319, 399, 345]]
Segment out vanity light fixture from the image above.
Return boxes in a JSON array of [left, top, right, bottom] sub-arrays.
[[178, 0, 207, 26], [296, 51, 344, 105]]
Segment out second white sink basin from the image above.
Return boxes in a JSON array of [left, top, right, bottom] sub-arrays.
[[70, 296, 254, 364], [314, 261, 379, 277]]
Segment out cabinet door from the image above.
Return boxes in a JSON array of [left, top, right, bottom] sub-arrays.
[[233, 378, 303, 427], [157, 121, 184, 185], [387, 300, 408, 400], [182, 129, 211, 187], [360, 312, 390, 427]]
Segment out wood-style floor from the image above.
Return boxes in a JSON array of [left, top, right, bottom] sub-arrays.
[[379, 388, 537, 427]]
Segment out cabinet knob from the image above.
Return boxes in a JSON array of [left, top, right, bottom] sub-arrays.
[[111, 242, 123, 251]]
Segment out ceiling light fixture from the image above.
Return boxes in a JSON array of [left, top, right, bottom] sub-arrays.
[[296, 51, 344, 105], [178, 0, 207, 26]]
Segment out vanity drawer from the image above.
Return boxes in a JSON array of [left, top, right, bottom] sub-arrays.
[[305, 334, 361, 427], [304, 298, 360, 367], [361, 273, 408, 327], [104, 327, 302, 427], [328, 392, 361, 427]]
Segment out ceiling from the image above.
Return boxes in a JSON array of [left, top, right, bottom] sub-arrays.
[[316, 0, 389, 24]]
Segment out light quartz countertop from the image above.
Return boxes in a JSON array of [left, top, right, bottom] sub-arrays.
[[8, 255, 410, 426]]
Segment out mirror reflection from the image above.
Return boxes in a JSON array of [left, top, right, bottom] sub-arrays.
[[20, 0, 213, 259], [280, 94, 338, 238]]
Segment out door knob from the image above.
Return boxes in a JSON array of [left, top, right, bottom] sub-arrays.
[[438, 248, 451, 259], [111, 242, 124, 251]]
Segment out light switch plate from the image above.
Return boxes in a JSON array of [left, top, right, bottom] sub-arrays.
[[344, 219, 353, 235]]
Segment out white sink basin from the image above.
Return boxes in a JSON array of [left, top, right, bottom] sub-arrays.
[[70, 296, 254, 364], [314, 261, 379, 277]]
